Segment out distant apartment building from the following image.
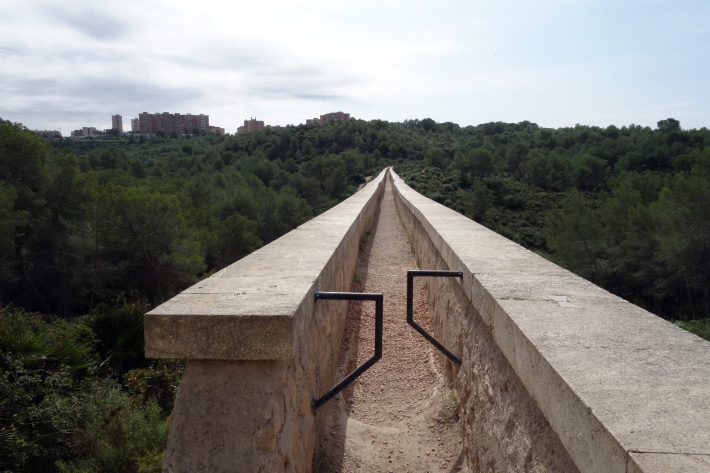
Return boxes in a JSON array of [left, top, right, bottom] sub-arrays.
[[208, 126, 225, 135], [184, 113, 209, 133], [31, 130, 62, 138], [183, 114, 198, 132], [130, 118, 139, 132], [237, 117, 265, 134], [111, 114, 123, 133], [306, 111, 351, 125], [173, 113, 183, 133], [137, 112, 211, 134], [155, 112, 172, 134], [139, 113, 155, 133]]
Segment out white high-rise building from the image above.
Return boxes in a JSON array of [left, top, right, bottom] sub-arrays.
[[111, 114, 123, 133], [130, 118, 139, 132]]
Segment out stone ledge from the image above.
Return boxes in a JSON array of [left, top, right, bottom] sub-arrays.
[[145, 168, 388, 360], [389, 169, 710, 473]]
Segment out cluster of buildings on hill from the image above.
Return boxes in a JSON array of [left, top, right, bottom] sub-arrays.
[[31, 110, 352, 139], [306, 111, 350, 126], [69, 127, 101, 138], [237, 117, 265, 134], [233, 111, 351, 134], [69, 115, 129, 138], [67, 113, 224, 138]]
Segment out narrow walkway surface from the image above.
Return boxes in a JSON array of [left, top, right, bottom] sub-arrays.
[[318, 181, 466, 472]]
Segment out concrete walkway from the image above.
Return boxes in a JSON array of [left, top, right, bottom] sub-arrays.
[[318, 181, 466, 472]]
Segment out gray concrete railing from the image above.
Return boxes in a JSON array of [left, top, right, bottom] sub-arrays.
[[145, 169, 387, 472], [389, 169, 710, 473]]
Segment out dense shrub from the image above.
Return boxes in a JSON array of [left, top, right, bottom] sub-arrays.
[[0, 305, 177, 472], [87, 303, 146, 377], [124, 359, 185, 413]]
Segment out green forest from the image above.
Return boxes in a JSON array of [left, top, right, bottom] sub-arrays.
[[1, 115, 709, 471]]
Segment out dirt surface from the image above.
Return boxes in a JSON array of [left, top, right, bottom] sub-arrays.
[[317, 181, 467, 472]]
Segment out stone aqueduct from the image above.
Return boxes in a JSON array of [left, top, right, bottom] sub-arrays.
[[145, 168, 710, 472]]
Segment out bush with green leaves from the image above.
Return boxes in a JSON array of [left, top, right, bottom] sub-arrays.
[[0, 305, 175, 472], [56, 396, 168, 473], [673, 320, 710, 342], [124, 359, 184, 413], [86, 303, 146, 378]]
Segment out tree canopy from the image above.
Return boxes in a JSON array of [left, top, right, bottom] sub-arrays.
[[3, 117, 710, 324], [2, 115, 710, 471]]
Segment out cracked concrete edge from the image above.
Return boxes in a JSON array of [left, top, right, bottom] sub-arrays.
[[389, 169, 710, 473], [144, 168, 388, 360]]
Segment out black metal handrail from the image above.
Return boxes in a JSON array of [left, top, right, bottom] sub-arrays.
[[407, 270, 463, 366], [311, 289, 383, 410]]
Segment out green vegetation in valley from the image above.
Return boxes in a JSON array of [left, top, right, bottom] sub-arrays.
[[0, 303, 177, 472], [0, 119, 380, 471], [391, 118, 710, 331], [1, 114, 710, 470], [0, 120, 385, 316]]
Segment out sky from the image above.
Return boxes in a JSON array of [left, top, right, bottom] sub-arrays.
[[1, 0, 709, 134]]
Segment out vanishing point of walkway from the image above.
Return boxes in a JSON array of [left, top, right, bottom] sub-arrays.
[[318, 180, 466, 472]]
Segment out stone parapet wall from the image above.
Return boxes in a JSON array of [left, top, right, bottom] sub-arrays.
[[148, 169, 387, 472], [389, 169, 710, 473]]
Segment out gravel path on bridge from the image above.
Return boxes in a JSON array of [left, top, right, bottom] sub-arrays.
[[317, 181, 467, 473]]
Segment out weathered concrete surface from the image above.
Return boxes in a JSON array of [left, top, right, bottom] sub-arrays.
[[155, 169, 387, 472], [391, 172, 579, 473], [628, 453, 710, 473], [389, 169, 710, 473], [162, 360, 293, 473], [146, 187, 387, 359]]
